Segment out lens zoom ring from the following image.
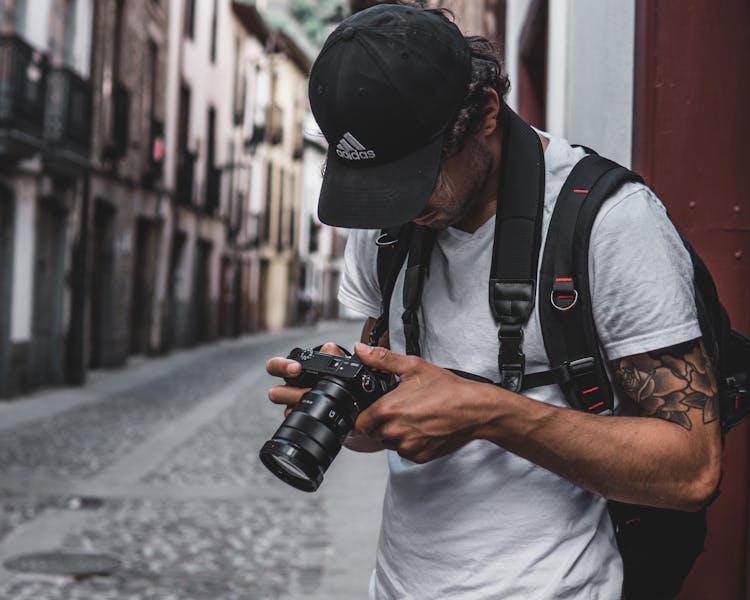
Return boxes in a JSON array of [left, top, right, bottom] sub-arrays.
[[284, 411, 344, 457]]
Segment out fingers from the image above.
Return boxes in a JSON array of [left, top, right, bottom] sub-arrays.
[[266, 357, 302, 378], [267, 342, 345, 416], [268, 384, 309, 407], [354, 342, 415, 376], [319, 342, 345, 356]]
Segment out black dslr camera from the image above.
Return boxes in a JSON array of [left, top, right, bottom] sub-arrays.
[[259, 347, 393, 492]]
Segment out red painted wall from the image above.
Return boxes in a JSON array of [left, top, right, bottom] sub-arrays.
[[632, 1, 750, 598]]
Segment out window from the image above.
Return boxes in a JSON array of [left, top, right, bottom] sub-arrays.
[[262, 162, 273, 243], [210, 0, 218, 62], [113, 0, 125, 80], [184, 0, 195, 39], [277, 169, 285, 252], [178, 82, 191, 154], [14, 0, 26, 35], [62, 0, 77, 67], [289, 174, 296, 248], [233, 36, 246, 125], [148, 40, 158, 118]]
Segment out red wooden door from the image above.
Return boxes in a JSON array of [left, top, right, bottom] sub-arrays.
[[632, 1, 750, 598]]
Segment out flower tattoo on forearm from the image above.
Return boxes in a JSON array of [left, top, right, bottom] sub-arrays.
[[612, 340, 719, 430]]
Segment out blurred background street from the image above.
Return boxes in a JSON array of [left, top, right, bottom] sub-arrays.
[[0, 320, 386, 599], [0, 0, 748, 597]]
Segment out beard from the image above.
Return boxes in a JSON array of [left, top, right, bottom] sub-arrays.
[[425, 137, 494, 230]]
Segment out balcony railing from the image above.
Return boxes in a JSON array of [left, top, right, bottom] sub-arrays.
[[0, 34, 48, 155], [44, 66, 92, 158], [205, 166, 222, 214], [104, 80, 130, 159], [176, 151, 196, 205]]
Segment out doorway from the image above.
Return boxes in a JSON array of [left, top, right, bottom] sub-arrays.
[[0, 187, 14, 397], [89, 199, 116, 368], [30, 197, 67, 387], [129, 217, 160, 355]]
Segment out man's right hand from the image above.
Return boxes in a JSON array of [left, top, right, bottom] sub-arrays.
[[266, 342, 345, 417]]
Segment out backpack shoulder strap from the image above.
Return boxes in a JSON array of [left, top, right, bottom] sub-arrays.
[[370, 223, 414, 346], [400, 225, 436, 356], [489, 108, 546, 391], [537, 153, 643, 413]]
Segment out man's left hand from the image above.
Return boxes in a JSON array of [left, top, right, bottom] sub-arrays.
[[353, 342, 489, 463]]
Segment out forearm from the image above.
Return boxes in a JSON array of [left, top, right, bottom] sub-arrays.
[[476, 385, 720, 511]]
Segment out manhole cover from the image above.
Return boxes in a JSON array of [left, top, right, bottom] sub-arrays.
[[3, 551, 121, 577], [67, 496, 105, 510]]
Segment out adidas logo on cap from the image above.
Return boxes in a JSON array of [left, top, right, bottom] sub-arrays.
[[336, 132, 376, 161]]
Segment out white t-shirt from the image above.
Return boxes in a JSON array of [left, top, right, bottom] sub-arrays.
[[338, 134, 701, 600]]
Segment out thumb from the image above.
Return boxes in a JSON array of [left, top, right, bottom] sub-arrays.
[[354, 342, 412, 376]]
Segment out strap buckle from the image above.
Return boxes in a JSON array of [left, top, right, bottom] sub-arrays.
[[554, 356, 596, 384], [726, 375, 749, 412], [498, 325, 525, 392], [402, 309, 421, 356]]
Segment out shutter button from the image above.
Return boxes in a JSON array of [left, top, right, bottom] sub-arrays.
[[341, 27, 356, 40]]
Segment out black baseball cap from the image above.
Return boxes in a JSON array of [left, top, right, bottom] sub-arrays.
[[309, 4, 471, 228]]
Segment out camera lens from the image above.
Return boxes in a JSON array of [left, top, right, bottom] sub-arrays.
[[259, 378, 358, 492]]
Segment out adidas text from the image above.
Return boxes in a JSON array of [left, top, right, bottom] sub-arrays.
[[336, 148, 376, 160]]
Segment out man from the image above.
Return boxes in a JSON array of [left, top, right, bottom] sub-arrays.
[[267, 4, 721, 598]]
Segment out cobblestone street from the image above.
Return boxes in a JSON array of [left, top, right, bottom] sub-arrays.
[[0, 321, 387, 600]]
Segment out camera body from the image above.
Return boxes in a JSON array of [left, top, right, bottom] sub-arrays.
[[259, 347, 393, 491], [284, 347, 391, 411]]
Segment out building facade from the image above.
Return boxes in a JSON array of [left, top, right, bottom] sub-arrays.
[[0, 0, 343, 398], [0, 0, 95, 395]]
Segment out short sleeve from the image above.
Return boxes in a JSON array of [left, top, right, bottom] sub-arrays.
[[338, 229, 382, 319], [589, 184, 701, 360]]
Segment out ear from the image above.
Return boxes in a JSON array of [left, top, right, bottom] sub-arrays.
[[480, 88, 501, 137]]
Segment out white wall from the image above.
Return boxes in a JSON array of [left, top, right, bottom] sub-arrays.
[[506, 0, 636, 166], [71, 0, 93, 76], [10, 179, 35, 342], [20, 0, 52, 51], [555, 0, 635, 166]]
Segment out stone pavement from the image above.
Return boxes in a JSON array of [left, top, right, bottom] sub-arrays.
[[0, 321, 387, 600]]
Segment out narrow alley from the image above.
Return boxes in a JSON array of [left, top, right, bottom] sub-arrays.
[[0, 321, 386, 599]]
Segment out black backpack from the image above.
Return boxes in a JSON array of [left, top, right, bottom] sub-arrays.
[[370, 108, 750, 599]]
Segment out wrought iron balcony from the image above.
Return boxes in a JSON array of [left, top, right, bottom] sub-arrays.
[[205, 166, 222, 214], [0, 34, 48, 157], [176, 151, 196, 205], [44, 66, 92, 161]]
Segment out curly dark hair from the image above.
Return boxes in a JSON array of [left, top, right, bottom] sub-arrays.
[[349, 2, 511, 158], [442, 35, 510, 158], [386, 5, 511, 158]]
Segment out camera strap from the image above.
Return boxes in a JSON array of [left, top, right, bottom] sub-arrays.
[[401, 226, 436, 356], [373, 108, 545, 392], [488, 108, 545, 391]]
